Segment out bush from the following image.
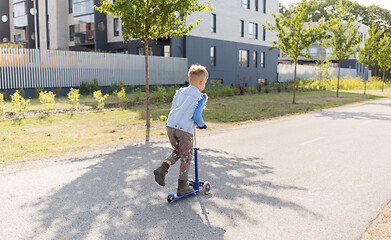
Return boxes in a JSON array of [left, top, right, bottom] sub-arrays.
[[117, 87, 127, 101], [132, 87, 146, 102], [152, 85, 166, 102], [109, 82, 119, 95], [79, 78, 100, 95], [38, 91, 56, 110], [35, 87, 44, 98], [159, 115, 168, 121], [68, 88, 80, 109], [11, 90, 30, 113], [0, 93, 4, 116], [93, 90, 109, 110]]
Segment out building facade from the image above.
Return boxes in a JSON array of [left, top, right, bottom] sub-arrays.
[[1, 0, 279, 86]]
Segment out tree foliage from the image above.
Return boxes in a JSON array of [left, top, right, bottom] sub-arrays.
[[95, 0, 212, 143], [267, 0, 325, 104], [320, 0, 361, 97], [377, 35, 391, 91]]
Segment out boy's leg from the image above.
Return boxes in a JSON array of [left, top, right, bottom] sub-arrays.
[[154, 127, 178, 187], [177, 131, 194, 196]]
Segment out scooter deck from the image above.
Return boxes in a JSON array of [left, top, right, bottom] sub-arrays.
[[168, 189, 200, 202]]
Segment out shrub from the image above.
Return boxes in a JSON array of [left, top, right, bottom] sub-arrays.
[[79, 78, 100, 95], [166, 86, 178, 101], [132, 87, 146, 102], [38, 91, 56, 110], [18, 88, 25, 98], [35, 87, 44, 98], [152, 85, 166, 102], [93, 90, 109, 110], [109, 82, 119, 95], [68, 88, 80, 109], [117, 87, 127, 101], [159, 115, 168, 121], [11, 90, 30, 113], [0, 93, 4, 116]]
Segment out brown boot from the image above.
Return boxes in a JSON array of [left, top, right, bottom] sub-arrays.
[[154, 162, 170, 186], [177, 180, 194, 196]]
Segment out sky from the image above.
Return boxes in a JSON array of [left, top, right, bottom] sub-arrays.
[[279, 0, 391, 10]]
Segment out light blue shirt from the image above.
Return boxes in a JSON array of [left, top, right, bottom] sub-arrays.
[[166, 85, 208, 134]]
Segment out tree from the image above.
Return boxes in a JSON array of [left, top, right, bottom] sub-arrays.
[[322, 0, 361, 97], [358, 24, 383, 94], [95, 0, 212, 143], [267, 0, 325, 104], [377, 35, 391, 92]]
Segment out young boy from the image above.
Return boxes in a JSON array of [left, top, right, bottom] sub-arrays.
[[153, 64, 208, 196]]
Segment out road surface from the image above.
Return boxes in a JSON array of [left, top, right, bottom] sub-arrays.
[[1, 98, 391, 240]]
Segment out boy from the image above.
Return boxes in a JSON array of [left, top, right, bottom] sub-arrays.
[[153, 64, 208, 196]]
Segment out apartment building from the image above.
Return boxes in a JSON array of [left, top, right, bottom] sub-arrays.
[[1, 0, 279, 86]]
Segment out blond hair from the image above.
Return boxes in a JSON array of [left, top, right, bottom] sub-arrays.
[[188, 64, 208, 85]]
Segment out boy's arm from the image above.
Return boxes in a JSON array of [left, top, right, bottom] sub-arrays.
[[193, 96, 207, 129]]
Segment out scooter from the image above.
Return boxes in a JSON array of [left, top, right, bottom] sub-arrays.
[[167, 130, 211, 203]]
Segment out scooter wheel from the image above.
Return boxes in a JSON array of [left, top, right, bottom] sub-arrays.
[[203, 181, 211, 194], [167, 193, 175, 203]]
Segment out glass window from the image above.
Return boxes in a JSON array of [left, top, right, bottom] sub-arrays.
[[240, 20, 244, 37], [263, 0, 266, 13], [249, 22, 258, 39], [253, 51, 258, 67], [211, 14, 216, 33], [138, 47, 153, 55], [262, 27, 266, 41], [114, 18, 120, 36], [255, 0, 259, 11], [69, 0, 73, 13], [239, 50, 249, 67], [73, 0, 94, 17], [260, 51, 265, 68], [164, 45, 170, 57], [69, 25, 75, 41], [240, 0, 250, 9], [210, 46, 216, 66]]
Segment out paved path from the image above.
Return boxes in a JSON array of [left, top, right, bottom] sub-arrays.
[[1, 98, 391, 240]]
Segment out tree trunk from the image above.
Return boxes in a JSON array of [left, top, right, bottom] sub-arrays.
[[364, 65, 367, 95], [337, 61, 341, 97], [293, 60, 297, 104], [382, 67, 385, 92], [145, 40, 150, 143]]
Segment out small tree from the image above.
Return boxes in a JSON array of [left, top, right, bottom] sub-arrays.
[[358, 24, 384, 94], [322, 0, 361, 97], [95, 0, 212, 143], [11, 90, 30, 116], [68, 88, 80, 110], [0, 93, 4, 116], [376, 35, 391, 92], [39, 91, 56, 110], [267, 0, 325, 104], [93, 90, 109, 110]]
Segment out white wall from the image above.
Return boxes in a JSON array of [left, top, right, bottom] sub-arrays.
[[277, 64, 371, 82]]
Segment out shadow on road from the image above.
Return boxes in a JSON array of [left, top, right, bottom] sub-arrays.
[[22, 143, 320, 239]]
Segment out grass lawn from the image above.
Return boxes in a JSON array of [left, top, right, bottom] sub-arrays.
[[0, 90, 386, 165]]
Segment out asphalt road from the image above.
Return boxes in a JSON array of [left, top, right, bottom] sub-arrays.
[[1, 98, 391, 240]]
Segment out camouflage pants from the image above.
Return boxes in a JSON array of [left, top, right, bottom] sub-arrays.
[[166, 127, 193, 181]]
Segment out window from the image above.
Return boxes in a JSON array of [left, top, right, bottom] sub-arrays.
[[211, 14, 216, 33], [249, 22, 258, 39], [73, 0, 94, 17], [69, 25, 75, 41], [138, 47, 153, 55], [240, 20, 244, 37], [69, 0, 73, 13], [253, 51, 258, 67], [262, 27, 266, 41], [260, 51, 265, 68], [255, 0, 258, 11], [239, 50, 249, 67], [263, 0, 266, 13], [240, 0, 250, 9], [164, 45, 170, 57], [210, 46, 216, 66], [114, 18, 120, 36]]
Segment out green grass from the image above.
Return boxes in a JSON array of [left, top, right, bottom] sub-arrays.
[[0, 90, 386, 165]]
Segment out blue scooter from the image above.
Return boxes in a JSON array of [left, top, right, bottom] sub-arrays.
[[167, 130, 211, 203]]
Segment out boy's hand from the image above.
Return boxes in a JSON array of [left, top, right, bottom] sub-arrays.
[[197, 125, 207, 129]]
